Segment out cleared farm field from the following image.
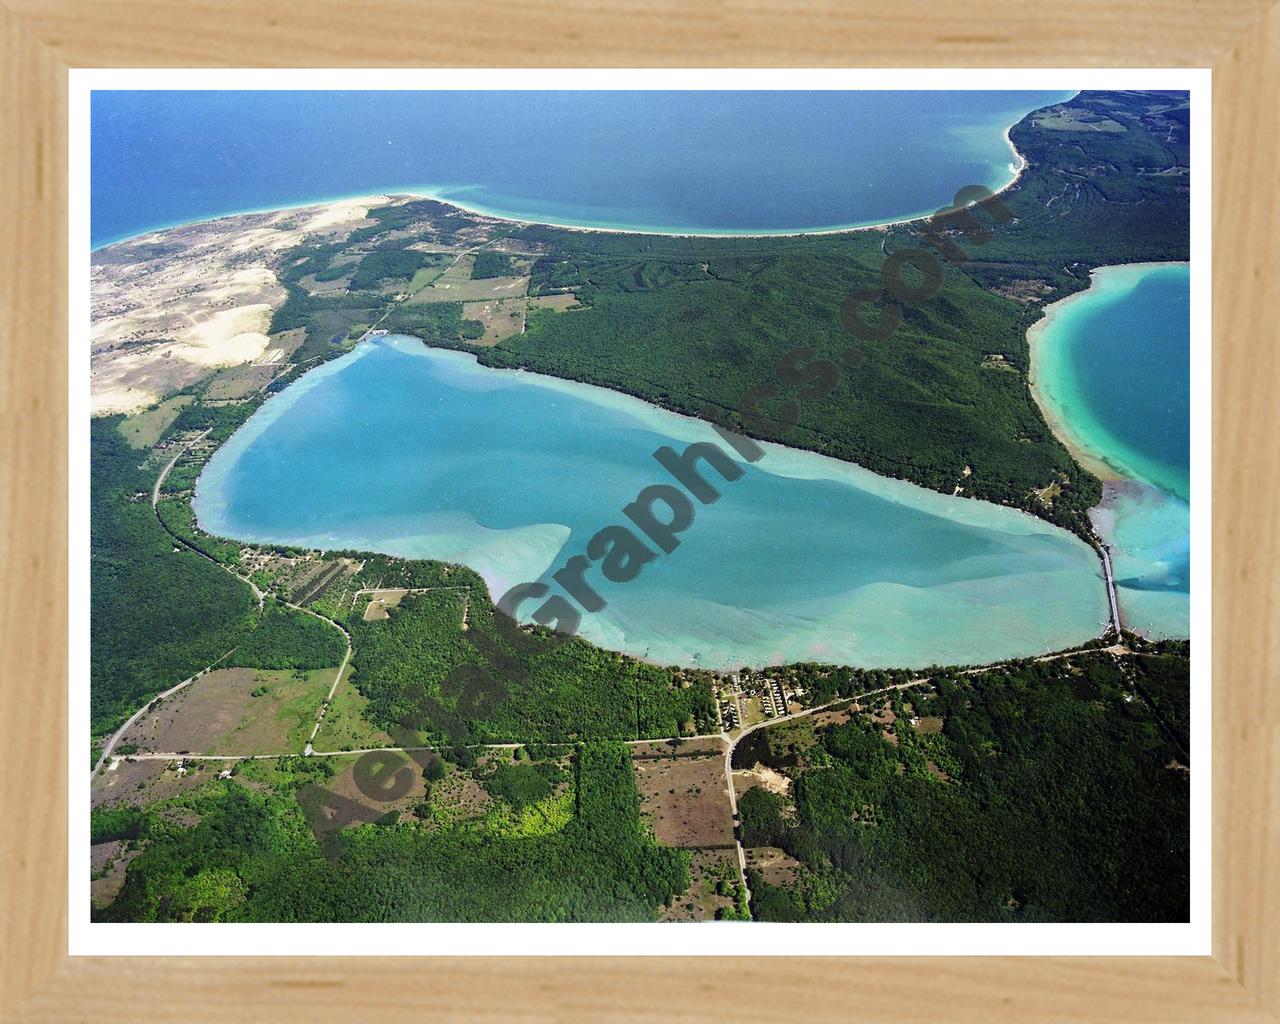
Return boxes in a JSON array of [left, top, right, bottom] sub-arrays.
[[529, 292, 580, 311], [298, 271, 353, 295], [660, 848, 739, 922], [744, 845, 802, 887], [406, 264, 447, 293], [633, 751, 735, 848], [117, 395, 194, 448], [115, 666, 336, 757], [92, 758, 192, 809], [311, 665, 397, 752], [362, 587, 410, 621], [203, 364, 277, 400], [259, 327, 307, 363], [462, 298, 525, 344], [409, 274, 529, 304]]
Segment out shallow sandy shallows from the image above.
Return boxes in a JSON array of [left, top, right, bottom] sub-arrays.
[[90, 196, 388, 414]]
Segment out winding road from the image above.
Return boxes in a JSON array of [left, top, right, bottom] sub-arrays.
[[94, 429, 352, 769]]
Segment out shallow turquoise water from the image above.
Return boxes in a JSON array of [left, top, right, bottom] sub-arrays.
[[1031, 264, 1191, 638], [195, 336, 1109, 669], [1093, 482, 1190, 638]]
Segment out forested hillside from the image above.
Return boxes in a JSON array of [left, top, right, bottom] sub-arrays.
[[95, 742, 687, 922], [741, 647, 1191, 923], [90, 420, 257, 735], [491, 242, 1083, 513], [343, 585, 715, 745], [955, 90, 1190, 294], [88, 90, 1192, 926]]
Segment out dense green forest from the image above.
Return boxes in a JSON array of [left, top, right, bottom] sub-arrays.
[[953, 91, 1190, 294], [93, 383, 714, 753], [266, 239, 397, 361], [349, 249, 432, 289], [487, 92, 1184, 524], [482, 760, 566, 808], [218, 92, 1192, 536], [343, 584, 716, 744], [741, 649, 1190, 922], [381, 300, 464, 343], [95, 742, 687, 922], [90, 419, 257, 736], [223, 600, 347, 671], [471, 250, 516, 278], [507, 247, 1095, 518]]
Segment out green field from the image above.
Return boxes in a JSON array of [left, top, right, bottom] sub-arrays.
[[249, 92, 1187, 541], [117, 395, 194, 448], [91, 419, 258, 740], [312, 666, 396, 752]]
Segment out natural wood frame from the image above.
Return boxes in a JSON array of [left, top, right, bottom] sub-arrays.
[[2, 2, 1276, 1020]]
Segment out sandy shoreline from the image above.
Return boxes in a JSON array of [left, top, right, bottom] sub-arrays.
[[1026, 261, 1191, 484]]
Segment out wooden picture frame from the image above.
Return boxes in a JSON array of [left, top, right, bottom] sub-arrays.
[[2, 3, 1275, 1019]]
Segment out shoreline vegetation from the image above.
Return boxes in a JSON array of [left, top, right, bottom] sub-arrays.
[[1026, 260, 1191, 641], [89, 89, 1191, 925], [195, 336, 1112, 670]]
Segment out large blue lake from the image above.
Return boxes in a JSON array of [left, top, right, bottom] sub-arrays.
[[91, 90, 1071, 246], [194, 336, 1110, 669], [1030, 264, 1191, 638]]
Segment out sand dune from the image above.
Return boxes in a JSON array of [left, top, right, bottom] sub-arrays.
[[90, 196, 390, 414]]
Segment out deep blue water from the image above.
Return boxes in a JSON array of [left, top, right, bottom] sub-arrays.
[[91, 90, 1071, 247]]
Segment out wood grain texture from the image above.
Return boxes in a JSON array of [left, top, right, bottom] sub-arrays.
[[8, 957, 1278, 1024], [2, 0, 1277, 66], [1212, 2, 1280, 1014], [0, 3, 68, 1020], [0, 0, 1276, 1019]]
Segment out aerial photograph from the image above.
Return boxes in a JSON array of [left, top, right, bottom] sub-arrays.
[[87, 87, 1192, 925]]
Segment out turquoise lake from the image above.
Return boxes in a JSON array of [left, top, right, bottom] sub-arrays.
[[194, 336, 1110, 669], [1030, 263, 1191, 638]]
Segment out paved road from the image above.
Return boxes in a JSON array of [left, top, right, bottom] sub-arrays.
[[151, 429, 209, 506], [714, 640, 1129, 908], [721, 676, 931, 909], [358, 240, 498, 340], [94, 432, 335, 771], [91, 658, 236, 773], [304, 636, 352, 756]]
